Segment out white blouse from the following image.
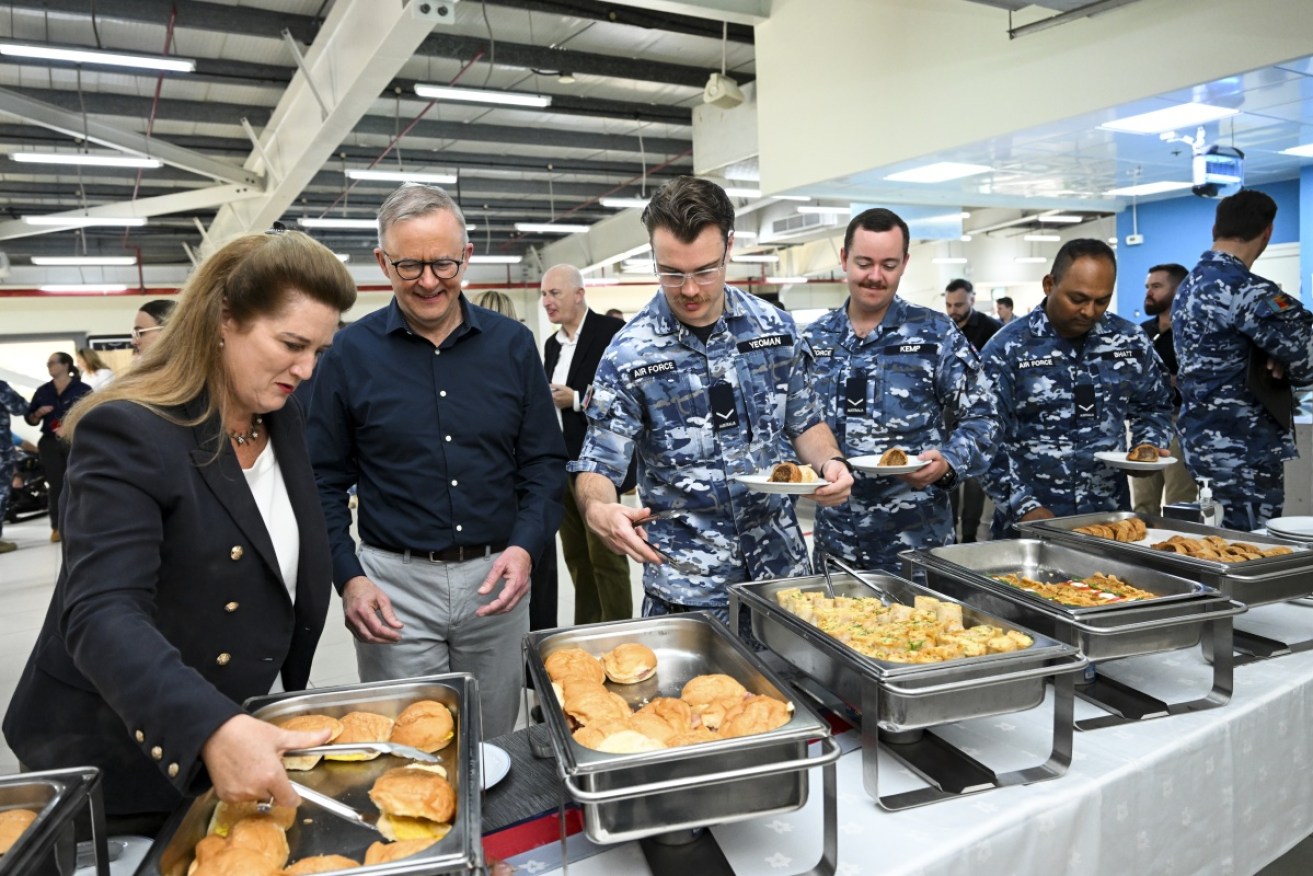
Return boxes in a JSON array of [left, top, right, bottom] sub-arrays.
[[241, 439, 300, 604]]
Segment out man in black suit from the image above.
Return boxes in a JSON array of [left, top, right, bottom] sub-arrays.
[[541, 264, 633, 624], [944, 279, 1002, 542]]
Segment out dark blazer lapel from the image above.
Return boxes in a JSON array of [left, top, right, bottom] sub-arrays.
[[188, 410, 283, 589], [544, 334, 560, 377], [565, 310, 601, 387]]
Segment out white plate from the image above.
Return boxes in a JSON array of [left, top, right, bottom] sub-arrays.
[[1094, 450, 1177, 471], [1266, 516, 1313, 539], [734, 473, 821, 495], [481, 742, 511, 790], [848, 454, 931, 476]]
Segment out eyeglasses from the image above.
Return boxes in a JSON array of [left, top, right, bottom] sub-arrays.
[[655, 245, 728, 290], [382, 250, 465, 281], [131, 326, 164, 340]]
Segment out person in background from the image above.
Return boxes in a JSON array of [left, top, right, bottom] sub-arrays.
[[26, 352, 92, 543], [3, 230, 356, 834], [980, 239, 1174, 536], [77, 347, 115, 390], [540, 263, 633, 625], [1131, 263, 1198, 516], [133, 298, 177, 356], [473, 287, 560, 631], [1174, 189, 1313, 530], [803, 211, 996, 573], [943, 278, 1002, 543], [571, 176, 852, 625], [605, 308, 626, 321], [308, 183, 566, 738], [995, 296, 1016, 324], [0, 380, 28, 553]]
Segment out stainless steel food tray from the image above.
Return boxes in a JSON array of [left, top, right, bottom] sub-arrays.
[[0, 767, 109, 876], [1018, 511, 1313, 608], [524, 613, 839, 846], [730, 568, 1085, 810], [138, 675, 482, 876]]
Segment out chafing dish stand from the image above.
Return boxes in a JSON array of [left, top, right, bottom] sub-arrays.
[[0, 766, 109, 876]]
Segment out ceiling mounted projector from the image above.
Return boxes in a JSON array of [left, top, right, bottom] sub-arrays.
[[703, 72, 745, 109]]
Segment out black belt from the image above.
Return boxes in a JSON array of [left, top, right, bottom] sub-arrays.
[[370, 542, 508, 563]]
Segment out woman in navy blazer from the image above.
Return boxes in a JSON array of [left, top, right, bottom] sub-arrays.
[[3, 230, 357, 831]]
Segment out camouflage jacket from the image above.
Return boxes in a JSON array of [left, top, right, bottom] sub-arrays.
[[569, 285, 821, 606], [980, 304, 1174, 531], [802, 298, 997, 570], [1174, 249, 1313, 470], [0, 380, 27, 465]]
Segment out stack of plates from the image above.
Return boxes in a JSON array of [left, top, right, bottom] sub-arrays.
[[1265, 516, 1313, 542]]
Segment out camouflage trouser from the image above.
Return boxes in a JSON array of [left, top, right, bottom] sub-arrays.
[[1209, 463, 1283, 531], [642, 594, 757, 646], [0, 460, 10, 536]]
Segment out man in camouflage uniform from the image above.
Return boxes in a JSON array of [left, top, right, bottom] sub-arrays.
[[1174, 189, 1313, 530], [0, 380, 30, 553], [981, 239, 1174, 536], [803, 210, 997, 572], [571, 176, 852, 621]]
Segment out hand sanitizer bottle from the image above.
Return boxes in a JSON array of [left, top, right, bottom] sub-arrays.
[[1197, 478, 1224, 528]]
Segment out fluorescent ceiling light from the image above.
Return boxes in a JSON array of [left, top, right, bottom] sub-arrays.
[[414, 84, 552, 108], [22, 215, 146, 227], [584, 277, 621, 286], [12, 152, 162, 169], [465, 224, 478, 232], [30, 255, 137, 266], [1023, 233, 1061, 242], [515, 222, 589, 234], [334, 253, 350, 262], [771, 195, 811, 202], [298, 217, 378, 230], [1280, 143, 1313, 158], [40, 283, 131, 293], [345, 168, 457, 184], [469, 255, 523, 264], [1103, 181, 1194, 197], [884, 162, 992, 183], [960, 234, 973, 242], [764, 276, 808, 284], [581, 242, 652, 274], [1014, 256, 1048, 264], [1100, 103, 1238, 134], [599, 197, 651, 209], [1037, 213, 1084, 223], [922, 211, 972, 222], [722, 187, 762, 198], [796, 205, 851, 215], [731, 254, 780, 263], [932, 257, 968, 264], [0, 42, 196, 73], [732, 230, 757, 239]]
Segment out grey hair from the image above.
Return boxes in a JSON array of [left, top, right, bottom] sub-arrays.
[[376, 183, 468, 246]]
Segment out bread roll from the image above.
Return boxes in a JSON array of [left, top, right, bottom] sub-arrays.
[[389, 700, 455, 753], [363, 838, 438, 866], [369, 766, 457, 842], [601, 642, 658, 684], [325, 711, 394, 761], [282, 855, 361, 874], [544, 647, 607, 685], [277, 714, 344, 770], [0, 809, 37, 855]]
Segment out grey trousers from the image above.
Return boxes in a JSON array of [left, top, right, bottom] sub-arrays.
[[357, 545, 528, 738]]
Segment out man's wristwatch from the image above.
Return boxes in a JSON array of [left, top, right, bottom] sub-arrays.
[[825, 456, 854, 478], [934, 463, 959, 490]]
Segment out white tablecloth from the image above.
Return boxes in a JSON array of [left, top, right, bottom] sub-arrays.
[[519, 602, 1313, 876]]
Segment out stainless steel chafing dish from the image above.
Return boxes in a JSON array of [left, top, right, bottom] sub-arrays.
[[0, 767, 109, 876], [138, 675, 482, 876], [730, 567, 1085, 810], [523, 613, 840, 848], [904, 539, 1245, 730]]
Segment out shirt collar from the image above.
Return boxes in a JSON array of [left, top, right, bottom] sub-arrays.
[[385, 293, 479, 345], [652, 285, 745, 337], [841, 295, 907, 344], [555, 308, 589, 345], [1030, 297, 1112, 341]]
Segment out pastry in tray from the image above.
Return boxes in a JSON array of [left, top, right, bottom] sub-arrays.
[[991, 571, 1156, 606], [774, 588, 1032, 663], [1073, 517, 1147, 542], [1151, 534, 1293, 562], [768, 461, 817, 483], [0, 808, 38, 856]]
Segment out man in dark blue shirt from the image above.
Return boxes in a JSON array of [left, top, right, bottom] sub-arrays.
[[308, 183, 567, 736]]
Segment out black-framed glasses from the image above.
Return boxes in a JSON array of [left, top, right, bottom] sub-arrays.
[[131, 326, 164, 340], [655, 244, 729, 290], [382, 250, 465, 281]]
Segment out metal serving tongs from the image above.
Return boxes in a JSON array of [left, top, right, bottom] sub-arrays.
[[288, 781, 380, 832], [282, 742, 441, 763], [818, 549, 899, 604]]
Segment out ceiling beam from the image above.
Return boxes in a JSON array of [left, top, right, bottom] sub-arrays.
[[601, 0, 770, 26], [0, 184, 262, 242], [484, 0, 755, 41]]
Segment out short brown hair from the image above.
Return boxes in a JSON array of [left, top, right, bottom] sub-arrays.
[[1212, 189, 1276, 242], [641, 176, 735, 245]]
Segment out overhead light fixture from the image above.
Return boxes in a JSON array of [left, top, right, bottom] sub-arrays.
[[334, 253, 351, 262], [0, 41, 196, 73], [960, 234, 973, 242], [1280, 143, 1313, 158], [22, 215, 146, 227], [12, 152, 162, 169], [584, 277, 621, 286], [31, 255, 137, 266], [558, 72, 576, 84], [515, 222, 589, 234], [414, 84, 552, 108], [732, 230, 757, 239], [1037, 213, 1084, 223], [731, 254, 780, 263], [622, 260, 654, 274], [764, 276, 808, 284], [1023, 233, 1061, 242], [1100, 103, 1238, 135], [932, 257, 968, 265], [298, 217, 378, 230], [344, 168, 457, 184], [581, 242, 652, 274], [40, 283, 131, 294], [703, 71, 745, 109], [599, 197, 651, 209], [1014, 256, 1048, 264], [722, 186, 763, 199], [884, 162, 992, 183], [771, 195, 811, 202], [922, 211, 972, 222], [1103, 181, 1194, 197], [796, 205, 851, 215], [469, 255, 523, 264]]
